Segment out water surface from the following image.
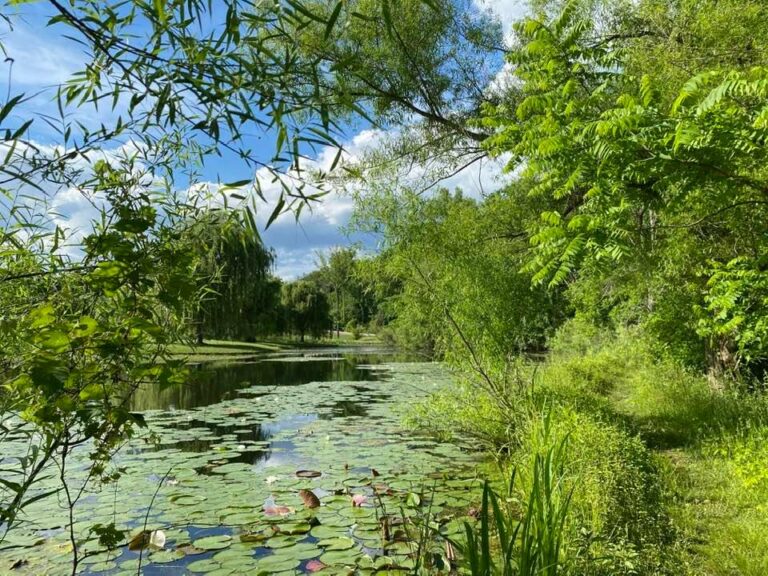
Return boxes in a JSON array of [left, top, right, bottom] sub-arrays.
[[0, 349, 482, 575]]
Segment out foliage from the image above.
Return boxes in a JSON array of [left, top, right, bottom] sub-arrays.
[[404, 377, 522, 450], [457, 435, 572, 576], [479, 0, 768, 375], [308, 247, 382, 334], [280, 280, 331, 342], [408, 322, 693, 574], [679, 425, 768, 575], [288, 0, 503, 135], [0, 158, 196, 553], [351, 186, 564, 360], [187, 210, 278, 343]]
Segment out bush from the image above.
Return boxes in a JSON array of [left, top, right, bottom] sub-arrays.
[[345, 320, 362, 340], [378, 326, 397, 347], [510, 406, 676, 575], [404, 377, 523, 450]]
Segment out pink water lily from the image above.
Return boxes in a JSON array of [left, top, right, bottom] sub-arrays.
[[264, 504, 293, 516], [351, 494, 367, 507], [306, 559, 326, 572]]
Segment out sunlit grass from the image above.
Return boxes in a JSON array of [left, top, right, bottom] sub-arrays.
[[168, 333, 383, 362]]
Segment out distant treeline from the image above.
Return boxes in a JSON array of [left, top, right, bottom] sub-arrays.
[[192, 222, 392, 343]]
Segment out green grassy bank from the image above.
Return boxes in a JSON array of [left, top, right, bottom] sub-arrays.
[[408, 321, 768, 575], [169, 333, 382, 363]]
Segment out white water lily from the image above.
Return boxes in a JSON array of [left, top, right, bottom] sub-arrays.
[[149, 530, 166, 549]]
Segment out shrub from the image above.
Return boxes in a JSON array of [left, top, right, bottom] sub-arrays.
[[345, 320, 362, 340], [512, 406, 673, 569], [404, 377, 522, 451]]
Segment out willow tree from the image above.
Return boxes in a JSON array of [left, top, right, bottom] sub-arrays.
[[189, 211, 276, 343], [281, 280, 331, 342]]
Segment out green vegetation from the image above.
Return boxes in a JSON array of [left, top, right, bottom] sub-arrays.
[[189, 211, 279, 343], [3, 0, 768, 573], [0, 362, 485, 574], [187, 242, 388, 346], [343, 0, 768, 573], [280, 280, 332, 343]]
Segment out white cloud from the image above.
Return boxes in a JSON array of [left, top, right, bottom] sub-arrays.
[[474, 0, 529, 39], [0, 138, 158, 256], [1, 22, 83, 88], [258, 133, 510, 279], [179, 124, 512, 280], [0, 1, 523, 279], [472, 0, 529, 92]]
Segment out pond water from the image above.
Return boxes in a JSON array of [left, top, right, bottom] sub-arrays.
[[0, 349, 484, 575]]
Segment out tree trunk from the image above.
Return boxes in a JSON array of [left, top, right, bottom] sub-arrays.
[[706, 336, 738, 391], [196, 316, 205, 346]]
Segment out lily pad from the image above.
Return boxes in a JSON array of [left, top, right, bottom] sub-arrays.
[[148, 549, 185, 563], [193, 535, 232, 551], [318, 537, 356, 551], [296, 469, 322, 478], [319, 548, 363, 566]]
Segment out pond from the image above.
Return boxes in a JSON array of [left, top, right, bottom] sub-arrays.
[[0, 349, 484, 575]]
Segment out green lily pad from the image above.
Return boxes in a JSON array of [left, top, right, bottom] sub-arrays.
[[318, 537, 356, 551], [193, 535, 232, 551], [310, 525, 347, 540], [319, 548, 363, 566], [148, 549, 186, 563], [254, 553, 302, 572], [187, 558, 223, 573]]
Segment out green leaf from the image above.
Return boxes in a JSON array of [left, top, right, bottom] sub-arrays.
[[266, 194, 286, 229], [325, 1, 344, 40]]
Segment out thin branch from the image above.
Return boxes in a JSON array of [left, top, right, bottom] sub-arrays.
[[646, 200, 768, 229], [0, 265, 96, 284]]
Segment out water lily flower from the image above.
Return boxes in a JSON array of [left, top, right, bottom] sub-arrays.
[[306, 559, 326, 572], [264, 504, 293, 516], [351, 494, 367, 507], [149, 530, 166, 549]]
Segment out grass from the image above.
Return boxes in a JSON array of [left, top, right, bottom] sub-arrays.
[[168, 333, 382, 362], [540, 325, 768, 575], [409, 320, 768, 574], [664, 427, 768, 575], [458, 439, 572, 576]]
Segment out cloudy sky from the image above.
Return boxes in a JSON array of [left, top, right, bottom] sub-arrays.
[[0, 0, 528, 279]]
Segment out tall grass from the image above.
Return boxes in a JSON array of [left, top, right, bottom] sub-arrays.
[[456, 430, 573, 576]]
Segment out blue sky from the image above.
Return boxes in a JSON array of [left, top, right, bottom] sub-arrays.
[[0, 0, 526, 278]]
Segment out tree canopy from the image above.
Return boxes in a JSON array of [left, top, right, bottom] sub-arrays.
[[281, 280, 331, 341], [188, 211, 277, 343]]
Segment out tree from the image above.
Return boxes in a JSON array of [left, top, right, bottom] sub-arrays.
[[188, 211, 276, 343], [0, 159, 196, 550], [351, 185, 563, 362], [281, 280, 331, 342], [480, 0, 768, 377], [316, 248, 357, 336]]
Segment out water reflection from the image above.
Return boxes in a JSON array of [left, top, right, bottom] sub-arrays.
[[130, 349, 414, 472], [320, 399, 368, 418], [130, 350, 400, 411]]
